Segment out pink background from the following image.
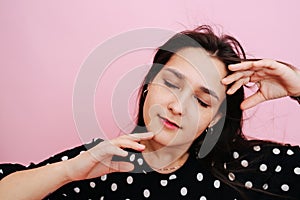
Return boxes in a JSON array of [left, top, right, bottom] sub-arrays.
[[1, 0, 300, 165]]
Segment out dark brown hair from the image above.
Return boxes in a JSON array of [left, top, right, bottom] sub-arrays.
[[131, 25, 292, 199]]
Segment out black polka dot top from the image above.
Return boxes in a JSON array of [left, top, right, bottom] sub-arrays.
[[1, 138, 299, 200]]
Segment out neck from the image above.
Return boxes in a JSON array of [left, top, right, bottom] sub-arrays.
[[141, 140, 190, 173]]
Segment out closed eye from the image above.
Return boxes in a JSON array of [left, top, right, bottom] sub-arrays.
[[194, 96, 210, 108], [163, 79, 179, 89]]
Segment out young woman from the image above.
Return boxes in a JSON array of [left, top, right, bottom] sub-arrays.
[[0, 25, 300, 200]]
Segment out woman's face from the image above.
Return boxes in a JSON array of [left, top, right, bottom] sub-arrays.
[[143, 47, 227, 149]]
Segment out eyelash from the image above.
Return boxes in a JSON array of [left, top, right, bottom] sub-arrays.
[[194, 96, 209, 108], [163, 79, 210, 108], [163, 80, 179, 89]]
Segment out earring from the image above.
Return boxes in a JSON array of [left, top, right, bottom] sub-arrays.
[[196, 126, 215, 159], [206, 127, 214, 135], [143, 89, 148, 97]]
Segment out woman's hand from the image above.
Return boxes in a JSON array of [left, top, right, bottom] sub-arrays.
[[0, 132, 153, 200], [64, 132, 154, 182], [221, 59, 300, 110]]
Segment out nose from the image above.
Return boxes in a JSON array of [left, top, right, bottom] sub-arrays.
[[167, 92, 188, 116]]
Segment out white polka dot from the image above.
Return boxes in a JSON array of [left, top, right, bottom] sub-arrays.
[[275, 165, 282, 172], [169, 174, 177, 180], [259, 164, 267, 172], [241, 160, 248, 167], [61, 156, 68, 161], [197, 173, 203, 181], [90, 181, 96, 188], [101, 174, 107, 181], [228, 172, 235, 181], [245, 181, 253, 189], [79, 151, 85, 154], [214, 180, 220, 188], [253, 145, 261, 151], [160, 180, 168, 186], [262, 183, 268, 190], [74, 187, 80, 193], [287, 149, 294, 155], [137, 158, 143, 165], [281, 184, 289, 192], [62, 193, 67, 196], [200, 196, 207, 200], [0, 169, 3, 174], [127, 176, 133, 184], [233, 152, 239, 159], [180, 187, 188, 196], [223, 163, 227, 169], [111, 183, 117, 191], [143, 189, 150, 198], [129, 154, 135, 161], [100, 196, 104, 200], [272, 148, 280, 155], [294, 167, 300, 175]]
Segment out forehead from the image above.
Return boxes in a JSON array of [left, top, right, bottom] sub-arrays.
[[163, 47, 227, 99]]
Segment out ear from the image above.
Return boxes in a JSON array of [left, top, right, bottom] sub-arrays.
[[208, 112, 223, 128]]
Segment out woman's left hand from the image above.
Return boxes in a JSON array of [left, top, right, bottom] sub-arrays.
[[221, 59, 300, 110]]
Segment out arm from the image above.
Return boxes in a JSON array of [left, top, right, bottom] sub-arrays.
[[222, 59, 300, 109], [0, 132, 153, 200], [0, 161, 70, 200]]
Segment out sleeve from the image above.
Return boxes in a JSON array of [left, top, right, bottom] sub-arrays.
[[0, 138, 102, 182]]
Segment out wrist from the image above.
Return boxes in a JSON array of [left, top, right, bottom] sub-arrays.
[[56, 160, 74, 184]]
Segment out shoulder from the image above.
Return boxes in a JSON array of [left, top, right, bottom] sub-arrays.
[[230, 139, 300, 164], [227, 140, 300, 199], [229, 139, 300, 176], [239, 140, 300, 168]]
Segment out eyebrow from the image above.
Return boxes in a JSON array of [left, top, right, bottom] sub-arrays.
[[164, 68, 220, 101]]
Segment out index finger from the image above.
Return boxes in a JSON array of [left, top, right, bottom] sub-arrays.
[[124, 132, 154, 141], [229, 59, 278, 71], [228, 61, 255, 71]]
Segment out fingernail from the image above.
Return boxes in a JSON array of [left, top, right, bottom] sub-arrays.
[[221, 78, 227, 84], [227, 89, 233, 94], [146, 132, 154, 136], [229, 64, 240, 69]]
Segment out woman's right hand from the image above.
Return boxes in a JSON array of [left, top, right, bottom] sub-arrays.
[[64, 132, 154, 182], [0, 132, 153, 200]]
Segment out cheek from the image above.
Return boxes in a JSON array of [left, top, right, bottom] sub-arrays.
[[142, 95, 151, 126], [142, 92, 167, 134], [143, 87, 164, 124], [186, 109, 214, 138]]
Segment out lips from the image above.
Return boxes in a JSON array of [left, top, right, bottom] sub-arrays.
[[158, 114, 181, 129]]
